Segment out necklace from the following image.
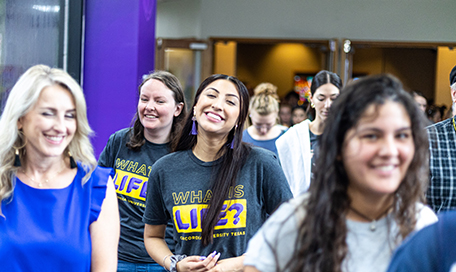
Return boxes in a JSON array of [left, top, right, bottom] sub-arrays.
[[348, 205, 392, 232], [21, 167, 65, 188]]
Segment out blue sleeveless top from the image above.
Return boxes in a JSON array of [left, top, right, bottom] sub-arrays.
[[0, 164, 114, 272]]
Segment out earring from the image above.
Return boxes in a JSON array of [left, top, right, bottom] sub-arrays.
[[311, 102, 315, 108], [14, 148, 21, 167], [230, 124, 238, 149], [68, 151, 77, 169], [190, 116, 198, 135]]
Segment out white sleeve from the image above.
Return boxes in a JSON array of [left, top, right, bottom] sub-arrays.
[[414, 203, 438, 231], [244, 197, 304, 272]]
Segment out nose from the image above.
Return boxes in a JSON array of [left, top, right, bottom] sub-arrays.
[[211, 97, 223, 110], [53, 116, 65, 132], [324, 99, 332, 108], [146, 101, 155, 111], [379, 136, 399, 157]]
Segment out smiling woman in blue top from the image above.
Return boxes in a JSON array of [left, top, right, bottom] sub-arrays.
[[0, 65, 119, 271], [142, 74, 292, 272]]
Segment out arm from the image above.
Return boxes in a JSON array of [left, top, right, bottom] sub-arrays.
[[244, 266, 262, 272], [144, 224, 220, 272], [90, 176, 120, 272], [208, 255, 245, 272]]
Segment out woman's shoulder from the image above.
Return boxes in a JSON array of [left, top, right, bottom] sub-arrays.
[[247, 146, 279, 162], [415, 203, 438, 230]]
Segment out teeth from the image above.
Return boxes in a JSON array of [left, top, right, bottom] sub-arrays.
[[377, 165, 394, 171], [46, 136, 63, 141], [145, 115, 157, 119], [207, 113, 222, 121]]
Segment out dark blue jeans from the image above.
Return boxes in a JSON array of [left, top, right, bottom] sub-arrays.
[[117, 260, 167, 272]]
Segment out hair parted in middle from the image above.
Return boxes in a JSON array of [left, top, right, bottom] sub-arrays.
[[174, 74, 252, 245], [284, 74, 429, 272]]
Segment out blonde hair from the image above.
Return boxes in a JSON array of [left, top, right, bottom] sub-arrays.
[[246, 83, 280, 128], [0, 65, 97, 208]]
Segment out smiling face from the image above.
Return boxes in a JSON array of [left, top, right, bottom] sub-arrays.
[[193, 79, 240, 138], [138, 79, 183, 141], [18, 85, 76, 161], [343, 101, 415, 201], [310, 83, 340, 122]]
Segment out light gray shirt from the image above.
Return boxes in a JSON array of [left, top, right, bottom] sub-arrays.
[[244, 194, 438, 272]]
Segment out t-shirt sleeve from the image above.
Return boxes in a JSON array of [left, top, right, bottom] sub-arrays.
[[89, 166, 115, 224], [244, 199, 300, 272], [387, 222, 440, 272], [260, 151, 293, 214], [142, 166, 169, 225], [98, 132, 117, 168]]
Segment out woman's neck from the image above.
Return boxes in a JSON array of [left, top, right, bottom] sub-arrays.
[[309, 118, 325, 135], [143, 127, 171, 144], [347, 191, 394, 222], [192, 133, 228, 162]]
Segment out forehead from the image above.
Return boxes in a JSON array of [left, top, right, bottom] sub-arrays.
[[36, 84, 75, 106], [140, 79, 173, 96], [356, 101, 411, 127], [204, 79, 238, 95], [314, 83, 340, 96], [251, 111, 277, 123]]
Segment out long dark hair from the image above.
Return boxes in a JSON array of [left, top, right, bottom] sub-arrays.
[[288, 74, 429, 272], [174, 74, 251, 245], [307, 70, 342, 119], [126, 71, 186, 150]]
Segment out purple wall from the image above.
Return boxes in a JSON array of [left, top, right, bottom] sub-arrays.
[[83, 0, 156, 158]]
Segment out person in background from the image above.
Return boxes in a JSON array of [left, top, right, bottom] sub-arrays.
[[278, 103, 292, 128], [426, 64, 456, 213], [243, 82, 286, 156], [244, 74, 437, 272], [276, 70, 342, 196], [282, 90, 299, 108], [412, 91, 427, 113], [143, 74, 292, 272], [291, 105, 307, 125], [427, 105, 444, 124], [98, 71, 186, 271], [0, 65, 119, 271]]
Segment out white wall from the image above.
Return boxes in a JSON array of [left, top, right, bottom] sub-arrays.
[[157, 0, 456, 42]]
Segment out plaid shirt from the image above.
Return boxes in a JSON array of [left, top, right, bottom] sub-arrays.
[[426, 116, 456, 213]]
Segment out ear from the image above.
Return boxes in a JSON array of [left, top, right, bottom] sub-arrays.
[[174, 102, 184, 117], [451, 88, 456, 104], [17, 118, 23, 130]]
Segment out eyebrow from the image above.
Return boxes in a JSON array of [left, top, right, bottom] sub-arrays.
[[206, 87, 240, 100]]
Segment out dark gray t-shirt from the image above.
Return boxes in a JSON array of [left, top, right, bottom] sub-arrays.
[[98, 128, 174, 263], [143, 146, 293, 259]]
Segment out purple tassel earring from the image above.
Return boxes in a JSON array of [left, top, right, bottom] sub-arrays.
[[190, 116, 198, 135], [230, 137, 235, 149]]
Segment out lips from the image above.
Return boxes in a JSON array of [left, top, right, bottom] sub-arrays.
[[144, 114, 158, 119], [205, 112, 224, 122], [45, 135, 64, 143]]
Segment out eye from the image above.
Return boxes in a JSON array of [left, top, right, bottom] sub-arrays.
[[65, 112, 76, 119], [227, 100, 236, 106], [396, 131, 411, 139], [156, 100, 165, 104], [207, 94, 216, 98], [42, 111, 53, 117], [140, 98, 148, 102], [362, 134, 378, 141]]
